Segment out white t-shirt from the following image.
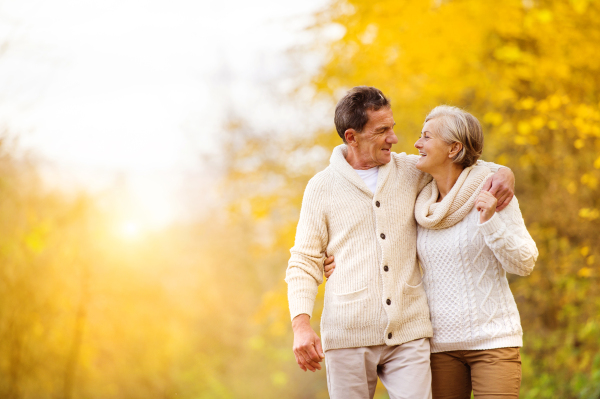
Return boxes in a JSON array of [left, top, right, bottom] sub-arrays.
[[354, 166, 379, 193]]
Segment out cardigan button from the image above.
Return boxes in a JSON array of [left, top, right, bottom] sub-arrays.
[[375, 201, 380, 207], [380, 233, 386, 239], [388, 333, 392, 339], [383, 265, 389, 272], [386, 299, 391, 305]]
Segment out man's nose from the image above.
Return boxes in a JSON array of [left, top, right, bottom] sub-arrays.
[[387, 131, 399, 144]]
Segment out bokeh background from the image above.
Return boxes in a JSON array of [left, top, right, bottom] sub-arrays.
[[1, 0, 599, 398]]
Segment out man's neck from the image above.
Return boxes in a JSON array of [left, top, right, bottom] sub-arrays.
[[345, 146, 379, 170]]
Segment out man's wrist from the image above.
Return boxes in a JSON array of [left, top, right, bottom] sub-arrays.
[[292, 314, 311, 330]]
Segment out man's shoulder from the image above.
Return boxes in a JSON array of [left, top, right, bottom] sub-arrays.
[[305, 167, 335, 191], [391, 151, 419, 165], [390, 151, 422, 174]]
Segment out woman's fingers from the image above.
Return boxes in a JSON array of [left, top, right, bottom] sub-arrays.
[[324, 266, 335, 279], [476, 191, 497, 213], [323, 255, 336, 279]]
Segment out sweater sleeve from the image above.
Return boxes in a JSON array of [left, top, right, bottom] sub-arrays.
[[404, 154, 433, 192], [477, 196, 538, 276], [476, 159, 504, 173], [285, 174, 329, 321]]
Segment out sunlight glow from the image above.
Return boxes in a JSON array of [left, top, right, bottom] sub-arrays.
[[118, 221, 142, 240]]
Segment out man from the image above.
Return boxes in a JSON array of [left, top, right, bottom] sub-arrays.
[[285, 86, 514, 399]]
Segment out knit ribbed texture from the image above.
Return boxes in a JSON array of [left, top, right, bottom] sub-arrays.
[[286, 145, 434, 351], [415, 165, 493, 230], [416, 190, 539, 353]]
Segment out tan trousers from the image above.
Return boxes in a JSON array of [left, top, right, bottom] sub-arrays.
[[325, 338, 432, 399], [430, 348, 522, 399]]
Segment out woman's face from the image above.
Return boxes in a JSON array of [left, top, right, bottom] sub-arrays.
[[414, 119, 454, 174]]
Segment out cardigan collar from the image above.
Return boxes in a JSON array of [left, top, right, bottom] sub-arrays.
[[329, 144, 394, 198]]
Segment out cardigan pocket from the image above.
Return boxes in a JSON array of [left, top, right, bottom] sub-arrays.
[[404, 280, 424, 294], [323, 286, 372, 329], [333, 286, 368, 303]]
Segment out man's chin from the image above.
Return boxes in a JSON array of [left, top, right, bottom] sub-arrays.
[[379, 155, 392, 164]]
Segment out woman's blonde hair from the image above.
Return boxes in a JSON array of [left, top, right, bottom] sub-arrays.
[[425, 105, 484, 168]]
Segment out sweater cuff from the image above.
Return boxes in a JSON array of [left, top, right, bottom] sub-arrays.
[[477, 212, 505, 235], [289, 297, 315, 321]]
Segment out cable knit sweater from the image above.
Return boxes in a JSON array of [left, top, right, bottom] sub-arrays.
[[415, 167, 538, 353], [286, 145, 502, 352]]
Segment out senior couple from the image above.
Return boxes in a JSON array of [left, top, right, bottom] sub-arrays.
[[285, 86, 538, 399]]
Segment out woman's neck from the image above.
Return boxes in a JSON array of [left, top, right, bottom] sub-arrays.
[[430, 164, 465, 202]]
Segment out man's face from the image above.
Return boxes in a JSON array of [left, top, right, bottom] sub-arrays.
[[353, 107, 398, 167]]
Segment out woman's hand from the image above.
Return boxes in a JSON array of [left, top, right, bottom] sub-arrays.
[[482, 167, 514, 211], [476, 190, 498, 223], [323, 255, 335, 279]]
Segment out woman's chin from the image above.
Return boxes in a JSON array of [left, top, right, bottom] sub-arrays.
[[416, 159, 428, 173]]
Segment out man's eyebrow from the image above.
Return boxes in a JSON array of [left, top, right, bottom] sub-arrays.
[[378, 122, 395, 131]]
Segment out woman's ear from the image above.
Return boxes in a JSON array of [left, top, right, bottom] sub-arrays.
[[449, 142, 463, 159]]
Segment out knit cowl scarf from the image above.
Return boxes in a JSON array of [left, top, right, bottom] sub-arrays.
[[414, 165, 494, 230]]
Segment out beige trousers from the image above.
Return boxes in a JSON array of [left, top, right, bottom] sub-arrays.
[[325, 338, 432, 399], [430, 348, 522, 399]]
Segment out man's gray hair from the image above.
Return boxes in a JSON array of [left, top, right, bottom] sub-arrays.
[[425, 105, 484, 168], [334, 86, 391, 143]]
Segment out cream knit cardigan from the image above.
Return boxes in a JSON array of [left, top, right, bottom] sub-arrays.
[[415, 167, 538, 353], [286, 145, 433, 351]]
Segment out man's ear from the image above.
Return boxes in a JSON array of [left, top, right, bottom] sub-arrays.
[[449, 142, 463, 159], [345, 129, 359, 146]]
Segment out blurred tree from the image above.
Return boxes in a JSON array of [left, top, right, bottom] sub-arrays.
[[223, 0, 600, 397], [0, 0, 599, 398]]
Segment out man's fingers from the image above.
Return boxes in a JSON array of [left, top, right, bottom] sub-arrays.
[[305, 345, 324, 369], [315, 338, 325, 359], [496, 193, 507, 210], [497, 193, 513, 211], [324, 255, 334, 266], [487, 182, 499, 196], [294, 353, 308, 371], [298, 351, 317, 371], [299, 350, 320, 371], [482, 178, 492, 192]]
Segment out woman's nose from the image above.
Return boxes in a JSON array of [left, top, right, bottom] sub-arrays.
[[414, 138, 422, 148]]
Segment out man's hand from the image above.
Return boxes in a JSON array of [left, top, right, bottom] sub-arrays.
[[482, 167, 514, 211], [292, 314, 325, 372], [324, 255, 335, 279]]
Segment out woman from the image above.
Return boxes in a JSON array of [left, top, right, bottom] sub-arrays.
[[325, 105, 538, 398]]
